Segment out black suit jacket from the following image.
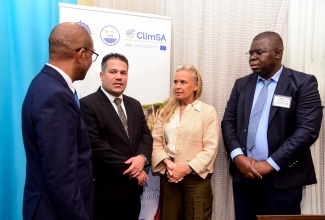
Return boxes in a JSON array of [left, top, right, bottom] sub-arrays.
[[80, 87, 153, 201], [22, 65, 94, 220], [221, 66, 323, 188]]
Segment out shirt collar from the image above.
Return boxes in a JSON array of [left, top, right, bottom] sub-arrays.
[[257, 65, 283, 83], [46, 63, 75, 93], [185, 100, 202, 112], [100, 86, 123, 103]]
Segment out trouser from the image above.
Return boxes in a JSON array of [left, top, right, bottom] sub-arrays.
[[94, 177, 141, 220], [233, 177, 302, 220], [160, 173, 213, 220]]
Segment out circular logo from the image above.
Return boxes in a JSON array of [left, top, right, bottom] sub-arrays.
[[100, 25, 120, 46], [76, 21, 92, 34]]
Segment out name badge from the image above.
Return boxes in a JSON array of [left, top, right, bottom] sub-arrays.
[[272, 95, 292, 108]]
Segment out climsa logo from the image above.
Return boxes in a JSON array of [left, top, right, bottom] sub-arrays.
[[126, 29, 136, 38], [126, 29, 166, 42], [101, 25, 120, 46]]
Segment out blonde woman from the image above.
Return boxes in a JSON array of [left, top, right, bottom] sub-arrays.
[[151, 64, 219, 220]]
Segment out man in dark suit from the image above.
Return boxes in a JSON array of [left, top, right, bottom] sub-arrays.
[[22, 22, 98, 220], [80, 53, 153, 220], [221, 31, 323, 220]]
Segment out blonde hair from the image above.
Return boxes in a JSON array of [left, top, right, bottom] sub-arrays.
[[161, 64, 203, 122]]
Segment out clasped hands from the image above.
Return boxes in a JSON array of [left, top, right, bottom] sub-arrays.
[[234, 155, 274, 179], [123, 155, 148, 186], [163, 158, 190, 183]]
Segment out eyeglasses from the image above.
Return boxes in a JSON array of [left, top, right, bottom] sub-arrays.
[[246, 48, 278, 58], [75, 47, 99, 62]]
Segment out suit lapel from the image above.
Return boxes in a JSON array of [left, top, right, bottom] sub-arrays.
[[268, 66, 292, 124], [244, 74, 258, 127], [96, 89, 129, 139]]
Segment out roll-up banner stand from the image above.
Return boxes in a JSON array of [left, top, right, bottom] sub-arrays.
[[59, 3, 171, 219]]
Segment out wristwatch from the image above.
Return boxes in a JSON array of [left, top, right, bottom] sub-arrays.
[[139, 154, 148, 165], [188, 165, 196, 175]]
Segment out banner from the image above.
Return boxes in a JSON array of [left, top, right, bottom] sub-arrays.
[[59, 3, 171, 219]]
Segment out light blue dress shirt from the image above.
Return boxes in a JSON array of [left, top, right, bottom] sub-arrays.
[[231, 65, 283, 171]]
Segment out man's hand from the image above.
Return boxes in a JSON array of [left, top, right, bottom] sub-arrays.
[[123, 155, 146, 177], [135, 170, 148, 186], [234, 155, 262, 179], [254, 160, 274, 176]]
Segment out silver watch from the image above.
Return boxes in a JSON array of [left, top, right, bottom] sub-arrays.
[[188, 165, 196, 174], [140, 154, 148, 164]]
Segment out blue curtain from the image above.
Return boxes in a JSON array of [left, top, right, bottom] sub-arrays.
[[0, 0, 76, 219]]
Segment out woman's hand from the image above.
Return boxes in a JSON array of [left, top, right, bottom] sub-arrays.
[[166, 165, 190, 183]]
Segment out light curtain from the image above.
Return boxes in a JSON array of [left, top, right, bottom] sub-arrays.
[[0, 0, 76, 219], [93, 0, 324, 219], [283, 0, 325, 214]]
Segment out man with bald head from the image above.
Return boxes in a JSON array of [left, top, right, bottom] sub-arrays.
[[22, 22, 98, 220], [222, 31, 323, 220]]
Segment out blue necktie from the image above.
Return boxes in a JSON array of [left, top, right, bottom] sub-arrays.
[[74, 92, 80, 107], [246, 79, 272, 150]]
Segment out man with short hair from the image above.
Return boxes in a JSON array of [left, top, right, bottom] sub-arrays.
[[222, 31, 323, 220], [80, 53, 153, 220], [22, 22, 97, 220]]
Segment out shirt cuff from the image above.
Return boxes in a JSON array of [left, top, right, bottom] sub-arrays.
[[267, 157, 280, 171], [230, 148, 244, 161]]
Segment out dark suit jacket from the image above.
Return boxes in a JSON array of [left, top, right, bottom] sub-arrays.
[[221, 66, 323, 188], [80, 87, 153, 202], [22, 65, 94, 220]]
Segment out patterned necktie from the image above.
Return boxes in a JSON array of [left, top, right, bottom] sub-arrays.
[[74, 92, 80, 107], [246, 79, 272, 150], [114, 98, 129, 137]]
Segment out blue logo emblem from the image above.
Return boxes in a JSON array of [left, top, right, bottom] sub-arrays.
[[160, 45, 166, 51], [76, 21, 92, 34]]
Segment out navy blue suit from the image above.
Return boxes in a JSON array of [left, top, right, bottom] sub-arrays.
[[22, 65, 94, 220], [221, 66, 323, 218]]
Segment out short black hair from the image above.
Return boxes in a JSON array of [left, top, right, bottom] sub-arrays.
[[101, 53, 129, 72], [253, 31, 283, 49]]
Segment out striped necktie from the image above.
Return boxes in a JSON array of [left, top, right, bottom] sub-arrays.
[[114, 98, 129, 137], [246, 79, 272, 150]]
